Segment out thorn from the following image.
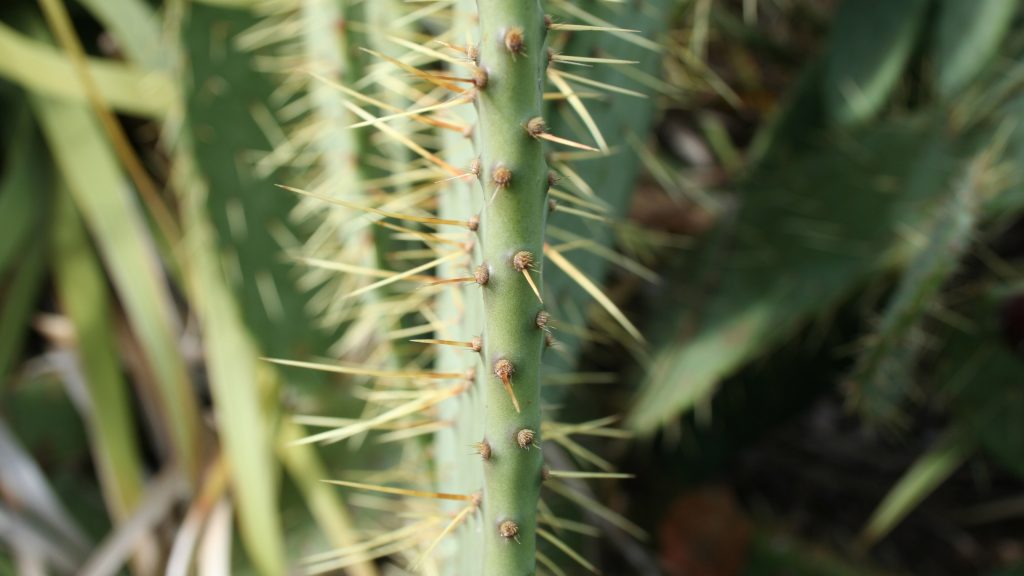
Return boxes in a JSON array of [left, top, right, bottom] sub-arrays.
[[474, 264, 490, 286], [553, 54, 639, 66], [516, 428, 537, 449], [410, 338, 480, 351], [504, 27, 525, 57], [474, 440, 492, 460], [489, 165, 513, 203], [513, 250, 543, 303], [322, 479, 475, 501], [473, 66, 489, 89], [537, 527, 601, 574], [278, 185, 475, 229], [549, 23, 642, 33], [413, 502, 479, 570], [347, 97, 470, 129], [426, 276, 477, 287], [263, 358, 465, 380], [360, 47, 471, 94], [493, 358, 521, 413], [544, 244, 646, 345], [499, 519, 521, 543], [536, 310, 551, 329], [526, 116, 599, 151], [547, 471, 635, 479]]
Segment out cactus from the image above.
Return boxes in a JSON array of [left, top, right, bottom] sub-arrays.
[[473, 3, 549, 573], [272, 1, 657, 574]]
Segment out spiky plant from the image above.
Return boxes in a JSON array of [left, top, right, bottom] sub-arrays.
[[270, 1, 653, 573]]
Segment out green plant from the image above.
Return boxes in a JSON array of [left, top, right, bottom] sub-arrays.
[[274, 1, 657, 574]]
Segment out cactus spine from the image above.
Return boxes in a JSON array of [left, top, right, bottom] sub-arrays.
[[476, 2, 549, 573]]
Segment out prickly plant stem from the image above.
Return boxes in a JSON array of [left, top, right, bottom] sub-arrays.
[[476, 1, 548, 574]]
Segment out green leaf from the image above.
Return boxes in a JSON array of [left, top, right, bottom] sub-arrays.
[[846, 162, 980, 427], [71, 0, 166, 70], [860, 428, 974, 546], [29, 93, 204, 481], [0, 98, 48, 280], [52, 189, 145, 524], [0, 236, 47, 385], [934, 0, 1018, 98], [824, 0, 929, 125], [628, 117, 967, 433], [936, 285, 1024, 478], [0, 21, 172, 118]]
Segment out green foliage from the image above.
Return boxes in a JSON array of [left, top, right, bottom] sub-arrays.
[[934, 0, 1019, 98], [182, 2, 331, 373], [846, 166, 980, 427], [629, 114, 969, 433], [824, 0, 928, 125]]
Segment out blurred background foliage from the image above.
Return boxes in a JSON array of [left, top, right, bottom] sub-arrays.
[[1, 0, 1024, 574]]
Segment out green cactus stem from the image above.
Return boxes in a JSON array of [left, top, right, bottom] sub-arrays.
[[475, 1, 549, 573]]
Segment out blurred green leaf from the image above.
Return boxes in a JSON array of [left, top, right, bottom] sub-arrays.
[[629, 117, 968, 433], [824, 0, 928, 125], [934, 0, 1018, 99], [846, 162, 980, 427], [72, 0, 165, 69], [0, 21, 172, 118], [0, 237, 47, 385], [937, 285, 1024, 478], [0, 102, 48, 278], [30, 93, 204, 481], [860, 428, 974, 547], [52, 189, 145, 524]]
